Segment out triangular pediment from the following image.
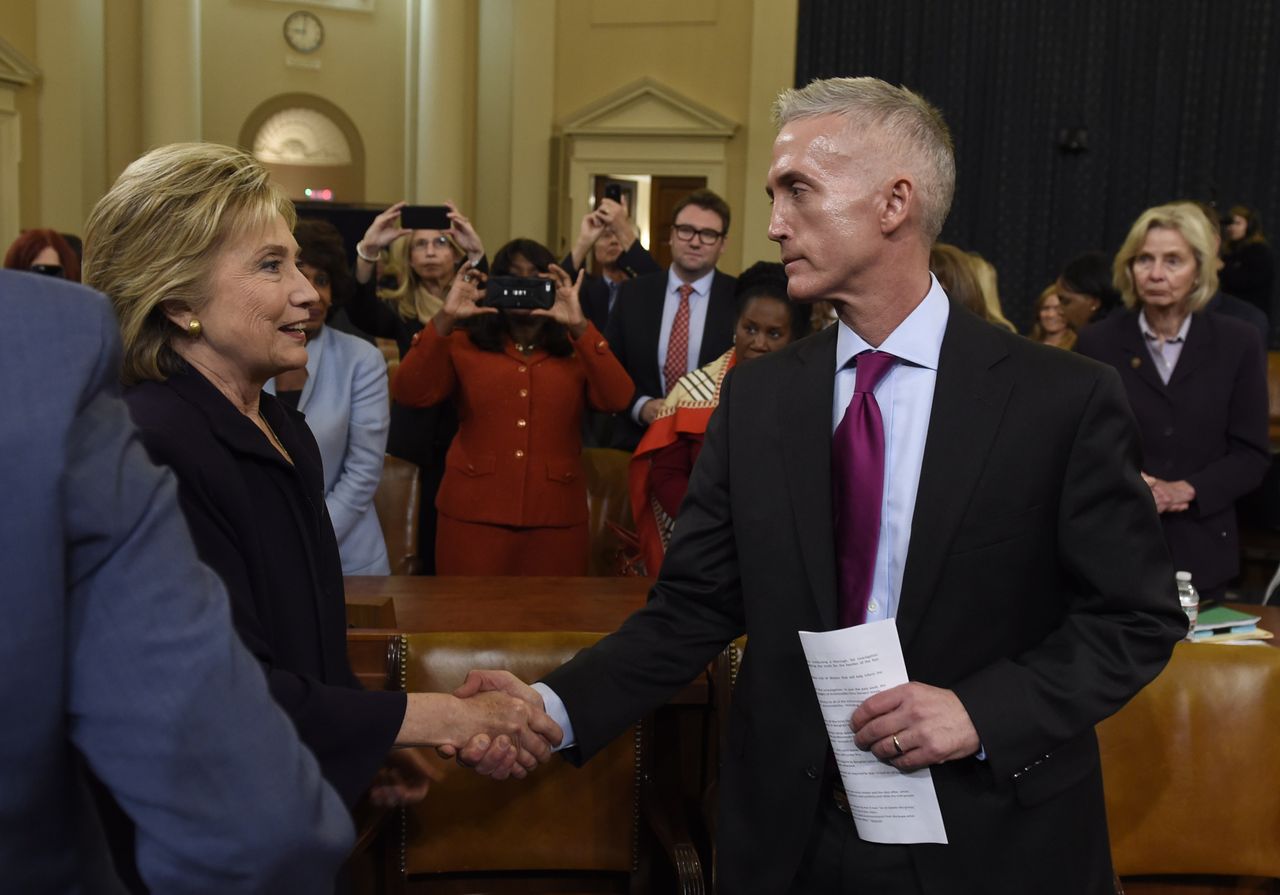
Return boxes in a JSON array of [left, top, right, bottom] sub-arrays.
[[0, 37, 39, 88], [559, 78, 736, 138]]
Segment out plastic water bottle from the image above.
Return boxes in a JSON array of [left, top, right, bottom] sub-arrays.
[[1175, 571, 1198, 638]]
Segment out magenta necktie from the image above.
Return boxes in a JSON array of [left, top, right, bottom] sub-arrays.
[[832, 350, 898, 628]]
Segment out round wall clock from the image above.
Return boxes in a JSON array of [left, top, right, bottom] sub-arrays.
[[283, 10, 324, 54]]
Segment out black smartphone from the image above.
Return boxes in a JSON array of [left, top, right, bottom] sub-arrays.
[[400, 205, 451, 230], [483, 276, 555, 310], [604, 183, 623, 203]]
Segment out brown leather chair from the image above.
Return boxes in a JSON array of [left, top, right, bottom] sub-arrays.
[[386, 631, 704, 894], [582, 447, 636, 576], [374, 454, 422, 575], [1097, 641, 1280, 891]]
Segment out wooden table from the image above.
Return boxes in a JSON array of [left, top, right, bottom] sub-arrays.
[[345, 575, 653, 633]]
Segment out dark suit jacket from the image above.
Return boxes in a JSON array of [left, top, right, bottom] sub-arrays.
[[560, 240, 662, 334], [126, 367, 407, 807], [604, 268, 738, 450], [1076, 309, 1270, 591], [543, 303, 1185, 894], [0, 273, 350, 893], [1206, 289, 1268, 347]]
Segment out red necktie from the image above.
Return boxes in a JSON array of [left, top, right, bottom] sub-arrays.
[[663, 284, 693, 395], [832, 350, 898, 628]]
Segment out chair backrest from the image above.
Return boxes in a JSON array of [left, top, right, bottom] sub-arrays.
[[582, 447, 635, 576], [397, 631, 639, 877], [374, 454, 421, 575], [1096, 641, 1280, 878]]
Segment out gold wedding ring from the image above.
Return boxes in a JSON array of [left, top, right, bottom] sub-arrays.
[[892, 734, 905, 756]]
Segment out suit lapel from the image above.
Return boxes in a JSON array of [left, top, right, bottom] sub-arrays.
[[780, 325, 840, 629], [896, 308, 1013, 651], [699, 271, 736, 366], [1165, 312, 1210, 390], [1114, 311, 1170, 398]]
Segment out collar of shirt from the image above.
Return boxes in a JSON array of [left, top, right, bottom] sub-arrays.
[[666, 267, 716, 300], [834, 273, 950, 376], [1138, 310, 1192, 345]]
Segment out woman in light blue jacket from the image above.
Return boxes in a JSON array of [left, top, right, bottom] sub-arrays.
[[269, 218, 390, 574]]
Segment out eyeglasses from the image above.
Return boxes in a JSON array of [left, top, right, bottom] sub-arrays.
[[671, 224, 725, 246], [413, 235, 452, 249], [29, 264, 64, 277]]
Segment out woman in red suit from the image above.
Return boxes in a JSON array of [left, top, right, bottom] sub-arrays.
[[393, 239, 633, 575]]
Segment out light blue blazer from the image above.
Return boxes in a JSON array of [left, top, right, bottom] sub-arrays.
[[268, 325, 391, 574]]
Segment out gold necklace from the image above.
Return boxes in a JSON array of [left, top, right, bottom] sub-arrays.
[[258, 412, 294, 465]]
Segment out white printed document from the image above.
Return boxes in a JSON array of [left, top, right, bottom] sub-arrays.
[[798, 619, 948, 844]]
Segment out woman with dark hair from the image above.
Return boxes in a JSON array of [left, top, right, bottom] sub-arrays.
[[629, 262, 805, 574], [1056, 251, 1121, 331], [4, 228, 80, 281], [266, 217, 390, 575], [1221, 204, 1275, 319], [346, 202, 486, 573], [392, 238, 633, 575]]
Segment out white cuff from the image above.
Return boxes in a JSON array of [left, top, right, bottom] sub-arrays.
[[530, 682, 576, 752]]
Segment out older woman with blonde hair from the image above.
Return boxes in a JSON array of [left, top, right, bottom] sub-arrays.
[[81, 144, 560, 856], [1076, 202, 1269, 599]]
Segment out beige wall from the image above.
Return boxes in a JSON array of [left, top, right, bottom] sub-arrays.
[[552, 0, 757, 272], [6, 0, 797, 262], [1, 0, 41, 230], [200, 0, 408, 205]]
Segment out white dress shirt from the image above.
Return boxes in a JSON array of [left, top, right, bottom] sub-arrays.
[[629, 268, 717, 422], [538, 275, 952, 749], [833, 275, 949, 621], [1138, 310, 1192, 384]]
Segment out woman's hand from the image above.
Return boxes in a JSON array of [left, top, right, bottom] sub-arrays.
[[1143, 473, 1194, 513], [358, 201, 412, 263], [369, 747, 441, 808], [532, 264, 588, 339], [434, 261, 496, 336], [444, 201, 485, 264]]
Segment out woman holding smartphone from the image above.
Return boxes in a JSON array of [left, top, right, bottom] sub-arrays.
[[392, 238, 633, 575], [345, 202, 485, 574]]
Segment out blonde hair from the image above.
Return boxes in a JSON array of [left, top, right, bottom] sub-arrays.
[[83, 142, 294, 384], [773, 76, 955, 241], [930, 243, 986, 320], [1113, 203, 1218, 312], [967, 251, 1016, 332], [378, 230, 462, 323]]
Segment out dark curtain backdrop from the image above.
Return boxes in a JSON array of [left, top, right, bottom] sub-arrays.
[[795, 0, 1280, 332]]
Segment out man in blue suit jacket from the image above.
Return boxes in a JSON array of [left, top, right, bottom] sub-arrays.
[[0, 271, 352, 893]]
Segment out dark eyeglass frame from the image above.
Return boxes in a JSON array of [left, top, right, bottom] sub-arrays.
[[29, 264, 64, 278], [671, 223, 725, 246]]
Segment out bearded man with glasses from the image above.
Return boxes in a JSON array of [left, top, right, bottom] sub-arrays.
[[604, 188, 738, 450]]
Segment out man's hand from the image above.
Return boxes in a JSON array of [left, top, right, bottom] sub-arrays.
[[443, 670, 562, 780], [850, 682, 981, 771], [594, 198, 636, 248], [369, 747, 441, 808], [640, 398, 665, 425]]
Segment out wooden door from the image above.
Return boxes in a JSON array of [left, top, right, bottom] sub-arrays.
[[648, 176, 706, 271]]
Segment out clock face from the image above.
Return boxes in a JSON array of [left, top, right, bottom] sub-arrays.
[[283, 11, 324, 54]]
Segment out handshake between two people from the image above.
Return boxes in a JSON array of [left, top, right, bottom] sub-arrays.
[[377, 670, 557, 807]]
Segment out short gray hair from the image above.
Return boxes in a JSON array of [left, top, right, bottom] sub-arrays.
[[773, 77, 955, 241]]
